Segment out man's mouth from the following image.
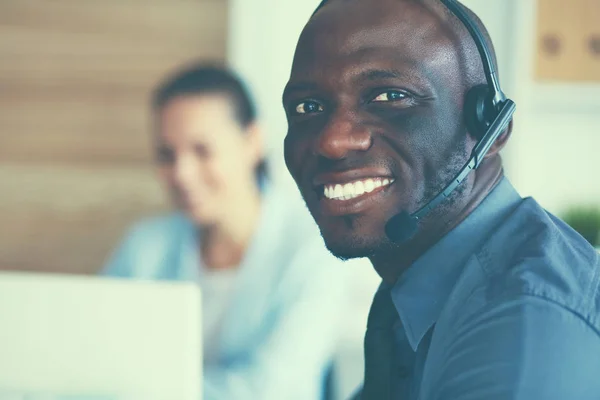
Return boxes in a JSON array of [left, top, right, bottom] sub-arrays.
[[311, 168, 396, 216], [310, 173, 396, 217], [321, 177, 395, 201]]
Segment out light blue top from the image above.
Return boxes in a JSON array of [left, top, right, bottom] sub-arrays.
[[102, 186, 350, 400], [381, 178, 600, 399]]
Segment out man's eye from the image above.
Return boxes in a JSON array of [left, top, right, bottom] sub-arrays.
[[371, 91, 407, 102], [295, 101, 324, 115]]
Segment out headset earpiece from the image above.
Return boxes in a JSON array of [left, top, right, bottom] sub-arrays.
[[380, 0, 516, 241], [463, 84, 495, 140]]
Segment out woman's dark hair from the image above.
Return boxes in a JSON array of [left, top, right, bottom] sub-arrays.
[[152, 63, 267, 183]]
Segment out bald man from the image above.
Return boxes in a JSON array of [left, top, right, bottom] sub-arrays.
[[282, 0, 600, 399]]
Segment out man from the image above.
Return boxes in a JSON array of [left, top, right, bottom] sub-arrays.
[[282, 0, 600, 399]]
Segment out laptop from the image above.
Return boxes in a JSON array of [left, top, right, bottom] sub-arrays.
[[0, 272, 202, 400]]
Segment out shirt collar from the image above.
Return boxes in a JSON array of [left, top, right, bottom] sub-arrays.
[[391, 177, 522, 351]]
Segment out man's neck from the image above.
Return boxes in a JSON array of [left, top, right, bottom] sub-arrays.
[[370, 157, 504, 285]]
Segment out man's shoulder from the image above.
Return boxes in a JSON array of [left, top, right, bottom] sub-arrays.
[[466, 197, 600, 328]]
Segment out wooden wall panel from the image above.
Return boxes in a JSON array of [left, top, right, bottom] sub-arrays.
[[0, 165, 168, 274], [0, 0, 227, 274], [0, 0, 228, 165]]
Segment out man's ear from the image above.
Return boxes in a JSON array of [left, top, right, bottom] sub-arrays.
[[484, 118, 514, 158]]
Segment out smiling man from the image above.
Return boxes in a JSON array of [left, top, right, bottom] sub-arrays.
[[283, 0, 600, 399]]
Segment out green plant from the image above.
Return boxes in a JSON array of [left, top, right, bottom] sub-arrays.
[[562, 207, 600, 247]]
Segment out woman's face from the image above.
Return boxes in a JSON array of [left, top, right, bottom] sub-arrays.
[[155, 94, 262, 225]]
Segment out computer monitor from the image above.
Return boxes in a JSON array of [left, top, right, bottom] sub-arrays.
[[0, 272, 202, 400]]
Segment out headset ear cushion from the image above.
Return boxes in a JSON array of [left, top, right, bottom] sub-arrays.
[[464, 85, 492, 139]]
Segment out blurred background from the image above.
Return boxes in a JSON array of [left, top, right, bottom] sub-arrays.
[[0, 0, 598, 274], [0, 0, 226, 273]]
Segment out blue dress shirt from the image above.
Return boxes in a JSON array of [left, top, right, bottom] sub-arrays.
[[371, 178, 600, 399]]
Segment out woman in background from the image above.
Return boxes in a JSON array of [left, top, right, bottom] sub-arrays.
[[102, 64, 349, 400]]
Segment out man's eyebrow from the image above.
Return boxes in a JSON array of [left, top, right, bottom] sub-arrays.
[[357, 68, 405, 82], [282, 69, 404, 99], [354, 65, 435, 93], [283, 66, 430, 101], [282, 81, 319, 101]]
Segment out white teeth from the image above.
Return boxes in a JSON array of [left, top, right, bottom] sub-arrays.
[[323, 178, 394, 201], [334, 184, 343, 198], [343, 183, 354, 198], [354, 181, 365, 196]]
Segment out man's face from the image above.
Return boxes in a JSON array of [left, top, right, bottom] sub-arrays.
[[283, 0, 473, 259]]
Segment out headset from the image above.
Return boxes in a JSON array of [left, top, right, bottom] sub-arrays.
[[313, 0, 517, 243]]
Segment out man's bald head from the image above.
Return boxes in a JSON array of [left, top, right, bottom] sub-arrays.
[[283, 0, 511, 267], [310, 0, 499, 90]]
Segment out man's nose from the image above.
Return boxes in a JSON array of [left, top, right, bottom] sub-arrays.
[[313, 110, 372, 160]]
